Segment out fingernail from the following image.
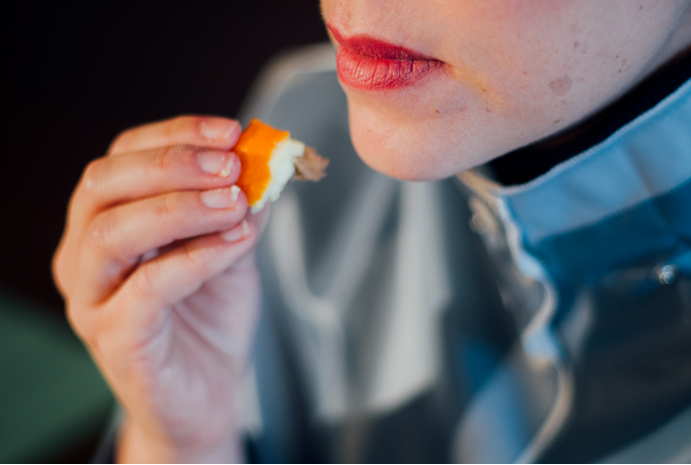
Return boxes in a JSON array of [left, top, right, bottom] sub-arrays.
[[221, 219, 251, 242], [201, 186, 241, 209], [200, 118, 240, 141], [197, 151, 235, 177]]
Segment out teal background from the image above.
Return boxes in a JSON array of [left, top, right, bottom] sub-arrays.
[[0, 286, 114, 463]]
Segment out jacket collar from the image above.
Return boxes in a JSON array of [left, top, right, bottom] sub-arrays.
[[461, 78, 691, 295]]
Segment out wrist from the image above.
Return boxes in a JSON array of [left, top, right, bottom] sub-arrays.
[[116, 415, 243, 464]]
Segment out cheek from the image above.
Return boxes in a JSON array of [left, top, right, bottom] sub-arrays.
[[435, 0, 614, 119]]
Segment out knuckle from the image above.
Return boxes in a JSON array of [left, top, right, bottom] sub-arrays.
[[107, 129, 130, 155], [148, 145, 190, 177], [63, 298, 101, 347], [65, 304, 89, 340], [132, 261, 160, 300], [186, 240, 230, 282], [52, 246, 68, 295], [80, 158, 106, 194], [181, 241, 211, 276], [152, 192, 178, 219], [183, 242, 203, 269], [151, 146, 173, 175], [86, 212, 115, 258]]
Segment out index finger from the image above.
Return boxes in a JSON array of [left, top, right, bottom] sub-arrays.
[[108, 115, 242, 156]]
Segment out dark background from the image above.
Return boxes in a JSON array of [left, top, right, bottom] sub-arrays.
[[0, 1, 329, 313]]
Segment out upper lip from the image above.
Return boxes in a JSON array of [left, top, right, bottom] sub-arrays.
[[327, 24, 437, 62]]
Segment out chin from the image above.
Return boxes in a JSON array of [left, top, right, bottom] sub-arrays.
[[346, 100, 499, 182], [350, 129, 445, 181]]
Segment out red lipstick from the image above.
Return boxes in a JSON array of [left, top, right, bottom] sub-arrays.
[[328, 25, 442, 90]]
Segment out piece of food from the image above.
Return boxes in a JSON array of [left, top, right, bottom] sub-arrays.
[[233, 119, 328, 212]]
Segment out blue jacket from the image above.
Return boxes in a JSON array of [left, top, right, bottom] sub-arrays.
[[240, 44, 691, 463]]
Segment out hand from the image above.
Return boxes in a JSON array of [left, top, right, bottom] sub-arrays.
[[53, 116, 267, 462]]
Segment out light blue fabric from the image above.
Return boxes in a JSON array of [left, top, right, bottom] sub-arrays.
[[491, 80, 691, 246], [468, 78, 691, 295], [459, 76, 691, 462]]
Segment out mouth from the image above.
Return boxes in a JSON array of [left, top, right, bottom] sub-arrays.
[[328, 24, 443, 90]]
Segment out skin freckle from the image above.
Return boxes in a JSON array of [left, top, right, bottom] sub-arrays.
[[549, 75, 573, 96], [337, 0, 352, 27]]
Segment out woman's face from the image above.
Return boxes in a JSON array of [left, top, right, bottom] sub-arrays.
[[320, 0, 691, 181]]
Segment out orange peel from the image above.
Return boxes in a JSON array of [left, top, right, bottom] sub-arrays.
[[233, 119, 327, 212]]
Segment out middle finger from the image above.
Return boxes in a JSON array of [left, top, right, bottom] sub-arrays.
[[75, 186, 248, 303]]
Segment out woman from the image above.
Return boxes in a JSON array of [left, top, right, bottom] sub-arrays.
[[53, 1, 691, 462]]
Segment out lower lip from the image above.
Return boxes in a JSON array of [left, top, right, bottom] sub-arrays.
[[331, 32, 442, 91]]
